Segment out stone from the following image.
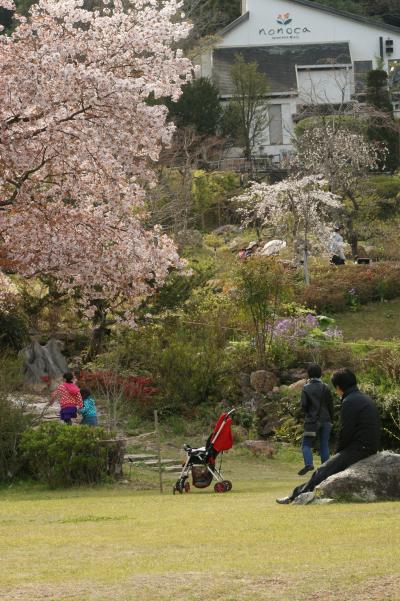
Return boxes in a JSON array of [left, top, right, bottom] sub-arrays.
[[238, 372, 251, 388], [243, 440, 276, 458], [228, 238, 241, 251], [288, 379, 307, 391], [318, 451, 400, 502], [292, 492, 316, 505], [280, 368, 308, 384], [22, 338, 68, 385], [258, 415, 282, 438], [250, 370, 278, 394]]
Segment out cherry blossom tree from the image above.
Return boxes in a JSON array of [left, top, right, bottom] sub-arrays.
[[0, 0, 193, 345], [292, 122, 384, 255], [234, 176, 342, 284]]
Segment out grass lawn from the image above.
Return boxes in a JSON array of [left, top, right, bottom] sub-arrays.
[[334, 299, 400, 341], [1, 448, 399, 601]]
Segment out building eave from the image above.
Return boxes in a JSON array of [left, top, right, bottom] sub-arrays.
[[218, 2, 400, 39], [218, 11, 250, 37]]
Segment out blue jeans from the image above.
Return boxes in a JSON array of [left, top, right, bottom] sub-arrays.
[[301, 422, 332, 467]]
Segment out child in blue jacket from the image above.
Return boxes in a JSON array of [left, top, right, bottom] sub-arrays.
[[78, 388, 98, 426]]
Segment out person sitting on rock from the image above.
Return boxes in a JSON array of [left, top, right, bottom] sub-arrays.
[[298, 364, 334, 476], [276, 368, 381, 504]]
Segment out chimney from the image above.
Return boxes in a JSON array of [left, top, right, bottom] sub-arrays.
[[241, 0, 248, 14]]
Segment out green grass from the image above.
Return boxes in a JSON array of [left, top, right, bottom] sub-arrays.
[[1, 449, 400, 601], [334, 299, 400, 341]]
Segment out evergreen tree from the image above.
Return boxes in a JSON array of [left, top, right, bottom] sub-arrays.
[[167, 78, 222, 136]]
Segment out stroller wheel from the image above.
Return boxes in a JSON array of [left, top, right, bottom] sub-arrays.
[[214, 482, 226, 493], [184, 482, 190, 493], [222, 480, 232, 492], [173, 481, 184, 494]]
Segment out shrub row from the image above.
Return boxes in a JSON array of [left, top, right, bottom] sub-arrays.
[[300, 262, 400, 313], [20, 422, 120, 488]]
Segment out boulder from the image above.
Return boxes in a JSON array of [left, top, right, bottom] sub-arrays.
[[22, 339, 68, 385], [318, 451, 400, 501], [243, 440, 276, 458], [288, 378, 307, 391], [250, 370, 278, 394], [280, 368, 308, 384]]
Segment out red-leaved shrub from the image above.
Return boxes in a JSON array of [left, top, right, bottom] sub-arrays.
[[78, 370, 158, 405]]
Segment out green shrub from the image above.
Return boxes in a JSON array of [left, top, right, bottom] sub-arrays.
[[0, 395, 30, 481], [0, 311, 29, 351], [20, 423, 116, 487]]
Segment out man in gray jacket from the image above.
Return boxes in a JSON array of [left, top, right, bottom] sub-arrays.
[[298, 364, 334, 476]]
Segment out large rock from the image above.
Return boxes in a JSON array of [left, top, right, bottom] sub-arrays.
[[250, 370, 278, 394], [243, 440, 276, 458], [288, 378, 307, 391], [22, 339, 68, 385], [318, 451, 400, 501]]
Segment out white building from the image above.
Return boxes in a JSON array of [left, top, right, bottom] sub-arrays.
[[199, 0, 400, 159]]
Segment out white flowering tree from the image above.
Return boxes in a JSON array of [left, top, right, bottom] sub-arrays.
[[0, 0, 193, 346], [292, 123, 384, 255], [234, 175, 342, 284]]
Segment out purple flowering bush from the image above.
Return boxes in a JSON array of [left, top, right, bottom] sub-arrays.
[[267, 313, 342, 367]]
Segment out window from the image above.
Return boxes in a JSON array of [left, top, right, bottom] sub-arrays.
[[269, 105, 283, 145]]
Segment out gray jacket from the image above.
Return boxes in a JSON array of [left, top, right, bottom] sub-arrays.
[[301, 378, 334, 425]]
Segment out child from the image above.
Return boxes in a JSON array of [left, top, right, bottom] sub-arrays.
[[50, 372, 83, 425], [78, 388, 98, 426]]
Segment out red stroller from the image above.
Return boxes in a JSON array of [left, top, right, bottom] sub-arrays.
[[173, 409, 235, 494]]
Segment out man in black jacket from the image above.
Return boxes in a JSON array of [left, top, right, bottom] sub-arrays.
[[277, 368, 381, 504], [299, 364, 334, 476]]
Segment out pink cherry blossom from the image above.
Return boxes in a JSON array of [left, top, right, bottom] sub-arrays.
[[0, 0, 192, 322]]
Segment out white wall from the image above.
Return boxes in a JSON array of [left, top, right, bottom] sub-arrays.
[[221, 0, 400, 69]]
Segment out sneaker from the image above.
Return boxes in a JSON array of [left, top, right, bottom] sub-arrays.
[[297, 465, 314, 476], [276, 496, 292, 504]]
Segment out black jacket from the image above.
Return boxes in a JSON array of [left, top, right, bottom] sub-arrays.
[[336, 386, 381, 453], [301, 379, 334, 424]]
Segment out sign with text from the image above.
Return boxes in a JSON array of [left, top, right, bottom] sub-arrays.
[[259, 13, 311, 41]]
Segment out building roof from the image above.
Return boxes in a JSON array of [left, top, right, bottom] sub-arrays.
[[290, 0, 400, 34], [219, 0, 400, 37], [213, 42, 351, 95]]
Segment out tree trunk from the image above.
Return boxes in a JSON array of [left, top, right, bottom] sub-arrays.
[[303, 249, 310, 285], [87, 305, 110, 361]]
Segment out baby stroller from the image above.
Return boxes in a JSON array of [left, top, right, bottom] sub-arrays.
[[173, 409, 235, 494]]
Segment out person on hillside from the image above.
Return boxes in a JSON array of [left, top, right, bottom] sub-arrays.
[[50, 371, 83, 425], [329, 226, 345, 265], [298, 364, 334, 476], [78, 387, 98, 426], [277, 368, 381, 504]]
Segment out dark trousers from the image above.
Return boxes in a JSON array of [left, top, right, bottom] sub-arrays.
[[290, 445, 374, 500]]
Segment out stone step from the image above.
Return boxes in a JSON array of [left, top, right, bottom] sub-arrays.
[[162, 465, 184, 473], [124, 454, 157, 462]]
